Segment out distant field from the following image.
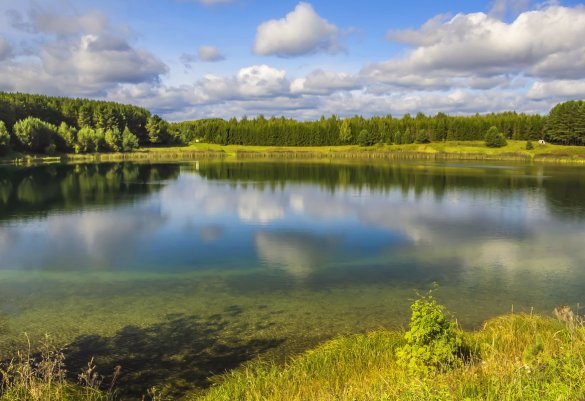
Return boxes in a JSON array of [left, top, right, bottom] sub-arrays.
[[145, 140, 585, 162], [4, 140, 585, 164]]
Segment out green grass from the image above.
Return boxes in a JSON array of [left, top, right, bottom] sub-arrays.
[[2, 308, 584, 400], [4, 140, 585, 165], [180, 140, 585, 161], [194, 314, 585, 401]]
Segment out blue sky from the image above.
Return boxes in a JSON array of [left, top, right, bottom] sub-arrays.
[[1, 0, 584, 120]]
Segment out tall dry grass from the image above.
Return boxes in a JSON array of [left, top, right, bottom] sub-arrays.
[[0, 335, 117, 401]]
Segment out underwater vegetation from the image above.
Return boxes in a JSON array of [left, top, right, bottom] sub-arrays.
[[1, 296, 584, 401]]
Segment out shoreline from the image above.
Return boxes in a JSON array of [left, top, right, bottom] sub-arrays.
[[2, 311, 582, 400], [2, 140, 585, 165], [195, 312, 584, 401]]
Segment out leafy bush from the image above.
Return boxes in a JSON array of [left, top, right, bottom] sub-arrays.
[[396, 291, 465, 374], [526, 140, 534, 150], [485, 126, 507, 148]]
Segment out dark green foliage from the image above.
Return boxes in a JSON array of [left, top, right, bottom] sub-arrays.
[[77, 104, 93, 128], [415, 131, 431, 144], [0, 121, 10, 154], [526, 140, 534, 150], [146, 114, 170, 144], [122, 127, 139, 152], [396, 291, 465, 374], [93, 128, 107, 152], [357, 129, 376, 146], [485, 126, 507, 148], [0, 92, 157, 154], [105, 127, 123, 152], [12, 117, 58, 153], [76, 127, 97, 153], [171, 111, 547, 147], [339, 119, 352, 143], [3, 92, 584, 152], [392, 130, 402, 144], [545, 100, 585, 145], [402, 128, 413, 144], [56, 122, 77, 152]]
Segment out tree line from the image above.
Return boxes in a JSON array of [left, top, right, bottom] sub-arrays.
[[545, 100, 585, 145], [1, 92, 584, 156], [0, 92, 175, 155], [170, 112, 549, 147]]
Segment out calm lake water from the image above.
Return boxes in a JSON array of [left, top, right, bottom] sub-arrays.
[[1, 160, 584, 397]]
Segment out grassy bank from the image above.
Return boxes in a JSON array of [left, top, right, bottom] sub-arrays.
[[172, 140, 585, 163], [196, 313, 584, 401], [2, 311, 583, 401], [3, 140, 585, 165], [144, 141, 585, 163]]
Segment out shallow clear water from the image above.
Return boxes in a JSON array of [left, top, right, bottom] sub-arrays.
[[1, 160, 585, 397]]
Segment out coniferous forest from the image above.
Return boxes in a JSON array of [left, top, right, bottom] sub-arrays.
[[1, 92, 584, 156]]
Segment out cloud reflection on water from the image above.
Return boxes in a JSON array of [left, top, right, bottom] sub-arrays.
[[0, 162, 584, 301]]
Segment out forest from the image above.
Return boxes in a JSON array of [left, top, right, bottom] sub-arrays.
[[0, 92, 173, 155], [0, 92, 584, 155]]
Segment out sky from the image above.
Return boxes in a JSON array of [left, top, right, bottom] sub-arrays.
[[1, 0, 584, 121]]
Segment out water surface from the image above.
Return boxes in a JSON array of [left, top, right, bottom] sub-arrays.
[[1, 160, 584, 397]]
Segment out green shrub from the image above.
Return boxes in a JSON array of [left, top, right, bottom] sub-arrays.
[[485, 126, 507, 148], [526, 140, 534, 150], [396, 291, 465, 374]]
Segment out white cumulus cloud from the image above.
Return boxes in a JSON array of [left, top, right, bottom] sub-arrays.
[[254, 2, 342, 57], [0, 7, 168, 97], [192, 64, 289, 103], [528, 80, 585, 100], [290, 69, 362, 95], [366, 5, 585, 87]]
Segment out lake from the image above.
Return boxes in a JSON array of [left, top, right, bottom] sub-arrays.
[[1, 160, 584, 397]]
